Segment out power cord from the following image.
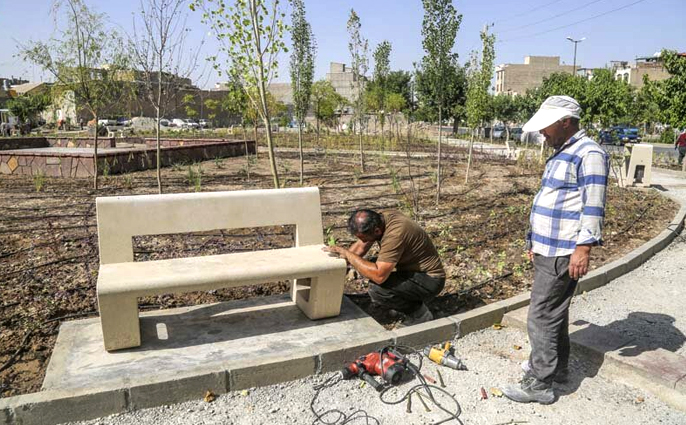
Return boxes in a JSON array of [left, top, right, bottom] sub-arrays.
[[310, 344, 464, 425]]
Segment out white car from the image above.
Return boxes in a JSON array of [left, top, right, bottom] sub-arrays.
[[198, 119, 211, 128], [172, 118, 186, 128], [98, 118, 117, 126], [183, 119, 199, 129]]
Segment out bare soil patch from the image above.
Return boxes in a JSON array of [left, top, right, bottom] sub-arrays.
[[0, 139, 678, 397]]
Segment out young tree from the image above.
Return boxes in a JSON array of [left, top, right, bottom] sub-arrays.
[[419, 0, 462, 202], [386, 91, 406, 143], [183, 93, 199, 119], [491, 93, 517, 141], [310, 79, 345, 142], [371, 40, 391, 146], [347, 9, 369, 172], [21, 0, 130, 190], [204, 98, 220, 123], [289, 0, 315, 185], [465, 25, 495, 183], [192, 0, 288, 189], [131, 0, 201, 194], [221, 77, 250, 138]]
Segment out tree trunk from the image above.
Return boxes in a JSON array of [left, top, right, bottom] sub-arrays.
[[156, 107, 162, 194], [490, 119, 494, 144], [380, 117, 385, 151], [316, 115, 320, 146], [244, 139, 251, 181], [436, 107, 442, 204], [359, 119, 365, 172], [298, 122, 304, 185], [465, 128, 475, 183], [93, 113, 99, 190]]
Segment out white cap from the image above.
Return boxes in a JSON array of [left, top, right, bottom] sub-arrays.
[[522, 95, 582, 133]]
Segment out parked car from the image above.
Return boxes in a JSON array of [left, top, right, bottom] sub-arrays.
[[509, 127, 523, 141], [599, 126, 642, 145], [172, 118, 186, 128], [158, 118, 171, 127], [492, 125, 506, 139], [116, 117, 132, 126], [183, 119, 199, 129], [97, 118, 117, 126], [198, 119, 211, 128]]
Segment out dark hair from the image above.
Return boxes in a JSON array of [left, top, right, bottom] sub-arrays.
[[347, 209, 383, 236]]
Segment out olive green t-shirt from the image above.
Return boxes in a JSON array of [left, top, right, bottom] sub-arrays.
[[377, 211, 445, 278]]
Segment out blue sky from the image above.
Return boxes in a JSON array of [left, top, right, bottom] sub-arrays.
[[1, 0, 684, 89]]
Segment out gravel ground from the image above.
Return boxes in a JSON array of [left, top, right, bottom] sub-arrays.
[[68, 169, 686, 425], [70, 327, 686, 425]]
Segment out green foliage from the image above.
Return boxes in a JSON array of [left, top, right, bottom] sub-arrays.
[[367, 40, 392, 131], [187, 163, 202, 192], [644, 50, 686, 129], [386, 70, 414, 113], [204, 99, 220, 121], [324, 226, 337, 247], [311, 80, 347, 130], [289, 0, 315, 128], [490, 93, 517, 129], [183, 94, 198, 119], [417, 0, 463, 123], [347, 9, 369, 136], [7, 93, 51, 126], [33, 171, 46, 192], [465, 26, 496, 129]]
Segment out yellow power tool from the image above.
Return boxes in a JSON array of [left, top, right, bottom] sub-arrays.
[[423, 342, 467, 370]]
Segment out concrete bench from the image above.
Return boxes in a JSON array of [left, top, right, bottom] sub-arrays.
[[95, 187, 346, 351]]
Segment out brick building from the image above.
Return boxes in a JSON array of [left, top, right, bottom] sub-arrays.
[[495, 56, 575, 95]]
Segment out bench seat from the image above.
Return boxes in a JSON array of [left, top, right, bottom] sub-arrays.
[[98, 244, 343, 296]]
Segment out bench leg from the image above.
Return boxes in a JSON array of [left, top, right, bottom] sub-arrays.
[[98, 294, 141, 351], [292, 268, 345, 320]]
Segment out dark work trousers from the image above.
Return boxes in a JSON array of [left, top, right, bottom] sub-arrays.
[[678, 146, 686, 165], [528, 254, 577, 384], [368, 271, 445, 315]]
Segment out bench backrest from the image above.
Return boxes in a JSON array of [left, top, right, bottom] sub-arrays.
[[96, 187, 324, 265]]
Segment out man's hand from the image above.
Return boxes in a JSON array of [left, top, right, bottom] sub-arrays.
[[527, 249, 534, 263], [569, 244, 592, 280], [322, 245, 348, 261]]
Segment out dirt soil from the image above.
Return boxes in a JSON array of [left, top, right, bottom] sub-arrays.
[[0, 139, 678, 398]]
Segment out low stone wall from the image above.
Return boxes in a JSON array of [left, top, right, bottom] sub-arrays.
[[0, 137, 50, 150], [143, 138, 238, 148], [47, 137, 116, 149], [0, 140, 255, 178]]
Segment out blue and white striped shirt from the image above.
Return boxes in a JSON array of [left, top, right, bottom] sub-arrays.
[[526, 129, 609, 257]]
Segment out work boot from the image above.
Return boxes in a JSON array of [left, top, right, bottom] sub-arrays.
[[501, 375, 555, 405], [397, 304, 433, 328], [521, 360, 569, 384]]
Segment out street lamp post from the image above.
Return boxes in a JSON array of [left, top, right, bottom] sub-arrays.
[[566, 36, 585, 76]]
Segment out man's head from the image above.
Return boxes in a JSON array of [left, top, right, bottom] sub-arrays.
[[347, 209, 385, 242], [523, 95, 582, 149]]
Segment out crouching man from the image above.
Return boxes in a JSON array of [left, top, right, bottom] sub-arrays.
[[324, 209, 445, 327]]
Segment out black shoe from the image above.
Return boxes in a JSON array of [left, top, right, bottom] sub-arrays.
[[501, 376, 555, 405], [396, 304, 433, 328]]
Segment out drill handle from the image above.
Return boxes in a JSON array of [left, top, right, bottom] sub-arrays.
[[359, 371, 384, 392]]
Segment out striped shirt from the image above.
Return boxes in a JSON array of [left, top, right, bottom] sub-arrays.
[[526, 129, 609, 257]]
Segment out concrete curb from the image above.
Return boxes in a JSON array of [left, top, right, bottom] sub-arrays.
[[1, 197, 684, 424]]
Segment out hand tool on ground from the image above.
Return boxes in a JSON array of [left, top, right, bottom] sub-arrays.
[[423, 341, 467, 370], [340, 348, 412, 392]]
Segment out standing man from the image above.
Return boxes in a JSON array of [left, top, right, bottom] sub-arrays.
[[324, 209, 445, 327], [675, 129, 686, 166], [501, 96, 609, 404]]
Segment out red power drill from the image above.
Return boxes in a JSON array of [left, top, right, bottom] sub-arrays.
[[340, 349, 411, 392]]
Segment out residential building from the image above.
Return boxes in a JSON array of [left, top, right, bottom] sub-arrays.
[[495, 56, 575, 95], [613, 53, 679, 89]]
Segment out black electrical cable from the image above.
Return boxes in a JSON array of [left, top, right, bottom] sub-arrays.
[[310, 344, 464, 425]]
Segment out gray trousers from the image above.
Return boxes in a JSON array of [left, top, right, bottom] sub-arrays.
[[528, 254, 577, 384]]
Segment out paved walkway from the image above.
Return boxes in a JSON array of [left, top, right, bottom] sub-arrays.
[[68, 166, 686, 423]]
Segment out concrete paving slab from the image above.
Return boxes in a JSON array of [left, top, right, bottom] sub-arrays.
[[43, 294, 384, 392]]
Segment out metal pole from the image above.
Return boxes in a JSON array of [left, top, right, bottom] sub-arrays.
[[572, 42, 578, 76]]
